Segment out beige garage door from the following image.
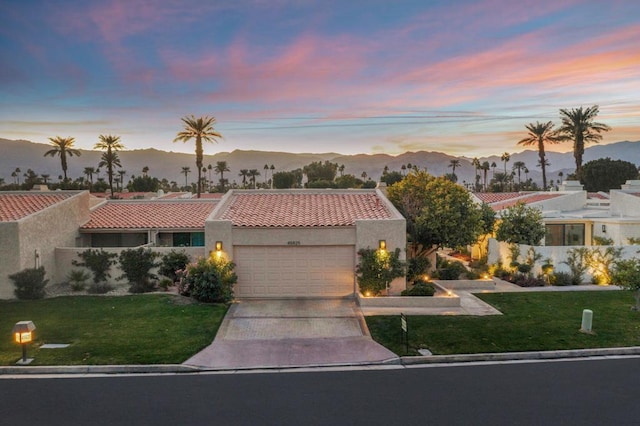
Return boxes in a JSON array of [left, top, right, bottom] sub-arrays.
[[234, 246, 355, 298]]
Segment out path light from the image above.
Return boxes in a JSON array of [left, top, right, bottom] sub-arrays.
[[12, 321, 36, 365]]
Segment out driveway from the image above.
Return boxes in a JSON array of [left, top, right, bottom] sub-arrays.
[[184, 298, 398, 369]]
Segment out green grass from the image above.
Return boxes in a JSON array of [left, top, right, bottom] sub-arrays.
[[0, 295, 228, 365], [366, 291, 640, 356]]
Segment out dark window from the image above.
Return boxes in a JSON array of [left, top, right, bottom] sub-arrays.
[[545, 224, 585, 246]]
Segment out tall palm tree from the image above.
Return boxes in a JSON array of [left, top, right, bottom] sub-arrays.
[[41, 174, 50, 184], [471, 157, 480, 190], [263, 164, 269, 184], [339, 164, 345, 177], [207, 164, 212, 186], [400, 164, 406, 176], [490, 161, 497, 178], [361, 171, 368, 180], [142, 166, 149, 177], [239, 169, 248, 188], [481, 161, 490, 191], [118, 170, 126, 191], [97, 150, 122, 197], [448, 159, 460, 178], [44, 136, 81, 181], [270, 164, 275, 188], [248, 169, 260, 189], [500, 152, 510, 175], [84, 167, 96, 189], [181, 166, 191, 189], [512, 161, 526, 186], [94, 135, 125, 197], [173, 115, 222, 198], [556, 105, 611, 177], [12, 168, 20, 185], [517, 121, 559, 190], [214, 161, 230, 192]]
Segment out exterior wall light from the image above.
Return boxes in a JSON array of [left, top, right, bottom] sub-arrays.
[[378, 240, 387, 251], [215, 241, 223, 252], [602, 224, 606, 233], [12, 321, 36, 365]]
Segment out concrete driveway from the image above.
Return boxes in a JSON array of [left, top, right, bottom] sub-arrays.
[[184, 298, 398, 370]]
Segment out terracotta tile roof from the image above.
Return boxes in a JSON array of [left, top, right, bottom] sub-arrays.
[[588, 192, 609, 200], [474, 192, 527, 204], [629, 192, 640, 198], [0, 193, 73, 222], [221, 193, 392, 227], [81, 201, 217, 230], [491, 193, 564, 211]]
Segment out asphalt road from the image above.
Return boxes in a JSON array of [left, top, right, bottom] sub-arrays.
[[2, 358, 639, 425]]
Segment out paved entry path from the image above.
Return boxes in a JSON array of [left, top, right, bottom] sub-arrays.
[[184, 298, 398, 369]]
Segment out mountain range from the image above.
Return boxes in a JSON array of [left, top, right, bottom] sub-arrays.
[[1, 138, 638, 187]]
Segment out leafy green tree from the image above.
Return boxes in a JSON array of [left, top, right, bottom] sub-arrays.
[[380, 171, 403, 186], [273, 170, 303, 189], [94, 135, 125, 197], [356, 247, 405, 296], [44, 136, 81, 182], [387, 171, 483, 260], [128, 175, 160, 192], [495, 201, 545, 245], [174, 115, 223, 198], [303, 161, 338, 183], [611, 258, 640, 310], [335, 174, 361, 188], [557, 105, 611, 177], [580, 158, 639, 192]]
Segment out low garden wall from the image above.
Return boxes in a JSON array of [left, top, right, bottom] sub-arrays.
[[433, 279, 496, 291], [356, 291, 460, 308]]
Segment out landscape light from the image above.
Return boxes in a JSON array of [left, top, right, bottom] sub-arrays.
[[215, 241, 223, 252], [378, 240, 387, 251], [12, 321, 36, 365]]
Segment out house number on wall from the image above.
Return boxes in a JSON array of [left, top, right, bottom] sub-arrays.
[[287, 241, 301, 245]]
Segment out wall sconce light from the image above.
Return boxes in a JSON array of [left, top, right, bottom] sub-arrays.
[[378, 240, 387, 251], [602, 225, 606, 233], [12, 321, 36, 365], [215, 241, 223, 252]]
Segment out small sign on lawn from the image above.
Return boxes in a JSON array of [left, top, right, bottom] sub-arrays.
[[400, 313, 408, 354]]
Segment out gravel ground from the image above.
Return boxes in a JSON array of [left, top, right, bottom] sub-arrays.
[[45, 281, 180, 298]]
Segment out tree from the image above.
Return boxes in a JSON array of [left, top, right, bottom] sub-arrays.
[[512, 161, 526, 186], [44, 136, 81, 182], [142, 166, 149, 177], [303, 161, 338, 183], [495, 201, 545, 245], [41, 174, 50, 184], [94, 135, 124, 197], [214, 161, 230, 192], [448, 159, 460, 179], [181, 166, 191, 189], [273, 170, 303, 188], [84, 167, 96, 190], [339, 164, 345, 176], [380, 171, 403, 186], [248, 169, 260, 189], [517, 121, 558, 190], [238, 169, 248, 188], [173, 115, 222, 198], [557, 105, 611, 177], [387, 171, 484, 261], [118, 170, 126, 191], [611, 258, 640, 310], [481, 161, 490, 190], [128, 175, 160, 192], [500, 152, 510, 175], [580, 158, 639, 192], [490, 161, 497, 178], [269, 164, 275, 188], [335, 174, 360, 188]]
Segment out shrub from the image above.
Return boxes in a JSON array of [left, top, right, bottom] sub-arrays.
[[562, 248, 590, 285], [513, 273, 545, 288], [406, 256, 431, 284], [517, 264, 532, 274], [9, 267, 48, 299], [356, 248, 405, 296], [611, 258, 640, 310], [159, 250, 191, 282], [158, 278, 173, 291], [435, 260, 467, 280], [87, 282, 114, 294], [627, 237, 640, 245], [67, 269, 90, 291], [551, 271, 573, 286], [72, 249, 117, 284], [401, 280, 436, 296], [179, 255, 237, 303], [593, 236, 614, 246], [118, 248, 160, 293]]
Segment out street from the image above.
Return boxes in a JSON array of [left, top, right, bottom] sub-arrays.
[[2, 357, 638, 425]]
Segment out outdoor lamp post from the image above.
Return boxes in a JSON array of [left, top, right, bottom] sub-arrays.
[[12, 321, 36, 365]]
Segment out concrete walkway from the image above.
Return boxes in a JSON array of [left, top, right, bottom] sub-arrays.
[[184, 298, 398, 369]]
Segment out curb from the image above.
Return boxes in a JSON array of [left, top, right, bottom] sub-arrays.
[[0, 364, 199, 375]]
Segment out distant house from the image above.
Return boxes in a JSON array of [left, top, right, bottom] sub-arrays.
[[0, 188, 406, 299]]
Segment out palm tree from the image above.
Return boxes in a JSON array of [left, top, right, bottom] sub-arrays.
[[41, 174, 50, 184], [500, 152, 510, 175], [556, 105, 611, 177], [270, 164, 275, 188], [97, 150, 122, 197], [517, 121, 559, 190], [238, 169, 248, 188], [400, 164, 406, 176], [339, 164, 345, 177], [248, 169, 260, 189], [84, 167, 96, 189], [512, 161, 526, 186], [214, 161, 230, 192], [12, 168, 20, 185], [118, 170, 126, 191], [471, 157, 480, 190], [181, 166, 191, 189], [142, 166, 149, 177], [481, 161, 490, 191], [490, 161, 497, 179], [361, 171, 368, 180], [94, 135, 125, 197], [448, 159, 460, 178], [44, 136, 81, 182], [207, 164, 213, 186], [173, 115, 223, 198]]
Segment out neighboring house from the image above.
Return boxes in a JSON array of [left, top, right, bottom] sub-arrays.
[[0, 188, 406, 299], [207, 189, 406, 298]]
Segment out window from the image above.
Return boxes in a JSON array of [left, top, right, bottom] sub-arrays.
[[545, 224, 585, 246], [158, 232, 205, 247]]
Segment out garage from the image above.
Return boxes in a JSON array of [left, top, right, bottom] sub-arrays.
[[234, 245, 355, 298]]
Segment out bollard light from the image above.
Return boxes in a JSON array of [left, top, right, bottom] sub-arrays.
[[12, 321, 36, 365]]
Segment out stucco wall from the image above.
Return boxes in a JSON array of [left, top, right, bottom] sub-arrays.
[[537, 190, 587, 212], [610, 191, 640, 218], [0, 222, 19, 298]]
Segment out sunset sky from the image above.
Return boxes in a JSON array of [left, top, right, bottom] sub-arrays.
[[1, 0, 638, 157]]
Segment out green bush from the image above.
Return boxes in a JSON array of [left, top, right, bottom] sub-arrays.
[[513, 273, 545, 288], [517, 264, 532, 274], [406, 256, 431, 284], [72, 249, 117, 284], [356, 248, 405, 296], [401, 280, 436, 297], [158, 250, 191, 282], [435, 260, 467, 280], [552, 271, 574, 286], [158, 278, 173, 291], [87, 282, 114, 294], [593, 236, 614, 246], [67, 269, 90, 291], [9, 267, 48, 299], [118, 248, 160, 293], [179, 255, 237, 303]]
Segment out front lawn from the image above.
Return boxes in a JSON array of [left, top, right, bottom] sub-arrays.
[[0, 294, 227, 365], [367, 291, 640, 356]]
